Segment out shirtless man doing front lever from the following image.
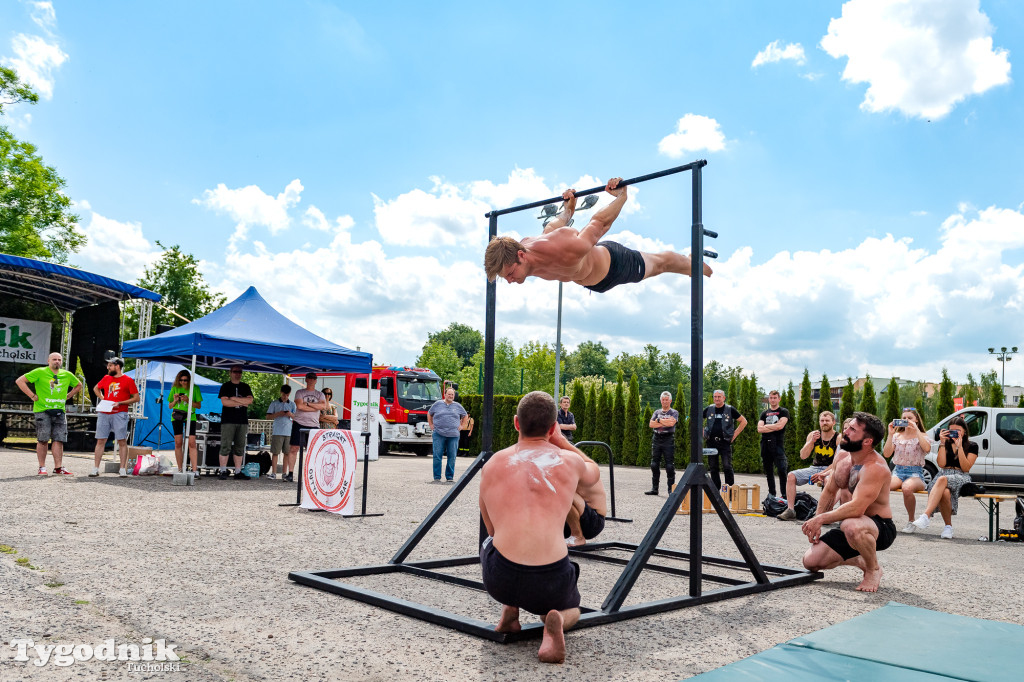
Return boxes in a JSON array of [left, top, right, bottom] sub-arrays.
[[484, 178, 712, 293]]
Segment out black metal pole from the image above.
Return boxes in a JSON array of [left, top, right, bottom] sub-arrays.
[[574, 441, 631, 523], [689, 163, 705, 597], [485, 162, 704, 218], [479, 212, 499, 546]]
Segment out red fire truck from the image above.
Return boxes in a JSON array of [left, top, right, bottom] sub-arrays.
[[303, 365, 444, 456]]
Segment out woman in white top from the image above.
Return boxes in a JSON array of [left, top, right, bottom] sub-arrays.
[[882, 408, 930, 533]]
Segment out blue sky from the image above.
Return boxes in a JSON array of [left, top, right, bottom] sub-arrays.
[[3, 0, 1024, 391]]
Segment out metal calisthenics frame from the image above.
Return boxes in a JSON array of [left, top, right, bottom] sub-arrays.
[[288, 161, 821, 640]]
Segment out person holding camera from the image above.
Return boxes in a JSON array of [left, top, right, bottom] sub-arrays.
[[883, 408, 930, 533], [169, 369, 202, 477], [911, 417, 978, 539]]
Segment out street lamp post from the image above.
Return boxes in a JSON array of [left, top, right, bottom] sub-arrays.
[[987, 346, 1018, 407], [546, 195, 598, 402]]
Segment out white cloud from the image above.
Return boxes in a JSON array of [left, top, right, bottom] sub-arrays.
[[74, 210, 163, 282], [372, 178, 488, 247], [658, 114, 727, 158], [3, 33, 67, 100], [193, 179, 304, 241], [752, 41, 806, 68], [29, 2, 56, 31], [820, 0, 1011, 119], [370, 168, 644, 247]]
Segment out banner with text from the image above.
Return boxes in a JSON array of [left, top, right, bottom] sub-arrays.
[[350, 388, 380, 461], [0, 317, 51, 364], [300, 429, 357, 515]]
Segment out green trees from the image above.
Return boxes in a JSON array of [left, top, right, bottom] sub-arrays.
[[638, 405, 654, 467], [563, 340, 610, 383], [797, 370, 815, 441], [782, 382, 799, 467], [595, 390, 612, 452], [624, 374, 641, 465], [884, 377, 901, 425], [416, 340, 461, 384], [125, 243, 226, 341], [980, 370, 1003, 407], [583, 385, 598, 445], [672, 382, 688, 468], [734, 375, 760, 473], [818, 374, 833, 416], [937, 368, 955, 420], [611, 370, 625, 463], [859, 375, 877, 415], [423, 323, 482, 368], [840, 377, 855, 424], [570, 380, 586, 435], [0, 67, 82, 263]]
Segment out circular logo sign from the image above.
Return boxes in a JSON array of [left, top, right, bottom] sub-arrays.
[[303, 430, 356, 513]]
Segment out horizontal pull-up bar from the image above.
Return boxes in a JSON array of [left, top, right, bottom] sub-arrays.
[[484, 160, 707, 218]]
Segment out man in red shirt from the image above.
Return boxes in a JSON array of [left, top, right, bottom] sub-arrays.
[[91, 358, 140, 477]]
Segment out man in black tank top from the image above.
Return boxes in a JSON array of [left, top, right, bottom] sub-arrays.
[[780, 411, 839, 520]]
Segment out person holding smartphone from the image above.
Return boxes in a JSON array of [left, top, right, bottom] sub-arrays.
[[911, 416, 978, 539], [883, 408, 930, 533]]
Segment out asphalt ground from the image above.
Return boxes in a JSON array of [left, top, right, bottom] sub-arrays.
[[1, 447, 1021, 681]]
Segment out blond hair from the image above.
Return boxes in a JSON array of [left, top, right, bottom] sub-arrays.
[[484, 236, 526, 282]]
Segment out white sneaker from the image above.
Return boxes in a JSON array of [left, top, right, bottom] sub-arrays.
[[89, 467, 100, 477], [118, 468, 127, 478], [267, 472, 277, 479], [911, 514, 930, 530], [901, 522, 917, 534], [940, 525, 953, 539]]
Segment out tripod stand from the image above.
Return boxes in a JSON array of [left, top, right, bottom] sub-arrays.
[[138, 365, 173, 452]]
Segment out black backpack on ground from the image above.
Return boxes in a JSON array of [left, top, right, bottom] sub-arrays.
[[762, 496, 787, 517], [793, 491, 817, 521]]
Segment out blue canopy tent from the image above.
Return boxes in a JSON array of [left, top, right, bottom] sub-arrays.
[[125, 362, 221, 449], [121, 287, 374, 484], [121, 286, 371, 374]]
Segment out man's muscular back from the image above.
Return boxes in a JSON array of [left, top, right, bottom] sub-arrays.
[[481, 443, 592, 565]]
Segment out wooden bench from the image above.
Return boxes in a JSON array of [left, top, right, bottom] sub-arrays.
[[974, 493, 1018, 542]]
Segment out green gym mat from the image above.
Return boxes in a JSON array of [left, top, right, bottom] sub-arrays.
[[692, 602, 1023, 681]]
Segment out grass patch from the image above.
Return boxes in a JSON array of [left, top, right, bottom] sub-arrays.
[[45, 580, 65, 588], [15, 557, 29, 565], [73, 599, 90, 605], [0, 544, 15, 554]]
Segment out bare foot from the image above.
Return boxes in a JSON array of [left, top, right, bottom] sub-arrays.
[[537, 610, 566, 663], [856, 564, 883, 592], [565, 536, 585, 548], [495, 605, 521, 633]]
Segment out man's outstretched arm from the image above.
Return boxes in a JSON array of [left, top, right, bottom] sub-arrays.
[[541, 189, 578, 234], [577, 178, 627, 247]]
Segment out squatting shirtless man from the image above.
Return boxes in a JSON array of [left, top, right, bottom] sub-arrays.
[[801, 411, 896, 593], [479, 391, 600, 663], [564, 447, 608, 547], [484, 178, 713, 293]]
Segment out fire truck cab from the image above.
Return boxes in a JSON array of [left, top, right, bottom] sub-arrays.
[[307, 365, 443, 456]]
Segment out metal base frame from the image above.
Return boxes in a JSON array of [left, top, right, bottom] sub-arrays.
[[289, 161, 821, 639], [289, 456, 822, 641]]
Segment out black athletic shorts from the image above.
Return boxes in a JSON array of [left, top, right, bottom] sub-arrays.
[[821, 515, 897, 561], [585, 241, 646, 293], [563, 503, 606, 540], [480, 537, 580, 616], [291, 421, 313, 448]]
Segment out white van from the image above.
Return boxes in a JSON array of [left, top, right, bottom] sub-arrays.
[[923, 407, 1024, 489]]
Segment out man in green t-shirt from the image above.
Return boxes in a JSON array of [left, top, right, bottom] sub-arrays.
[[15, 352, 82, 476]]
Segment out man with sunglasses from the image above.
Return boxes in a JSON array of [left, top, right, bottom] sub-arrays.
[[218, 365, 254, 479]]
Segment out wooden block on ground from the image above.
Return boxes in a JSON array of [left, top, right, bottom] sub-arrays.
[[729, 484, 761, 513]]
